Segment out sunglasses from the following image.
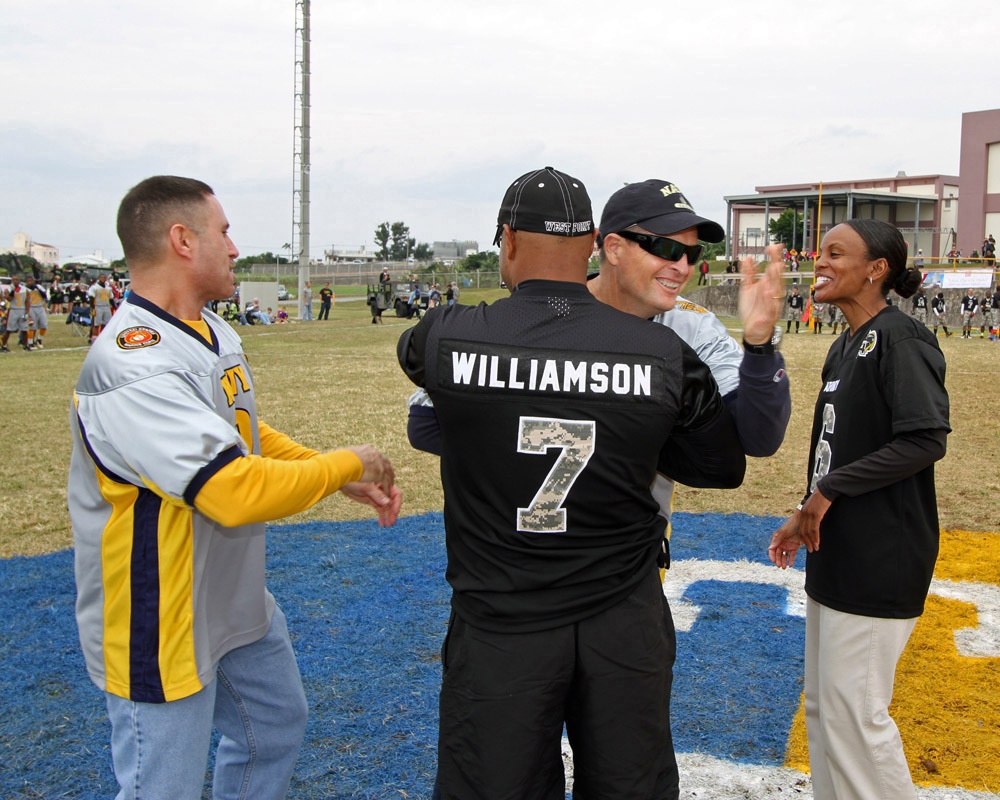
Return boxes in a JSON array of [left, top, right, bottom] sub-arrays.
[[614, 230, 703, 265]]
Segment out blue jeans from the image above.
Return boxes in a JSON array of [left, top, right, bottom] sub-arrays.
[[105, 606, 307, 800]]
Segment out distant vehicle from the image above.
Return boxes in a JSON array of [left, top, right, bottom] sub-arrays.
[[277, 284, 289, 301], [392, 281, 429, 317]]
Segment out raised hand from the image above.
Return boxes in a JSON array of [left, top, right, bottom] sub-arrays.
[[739, 244, 786, 345]]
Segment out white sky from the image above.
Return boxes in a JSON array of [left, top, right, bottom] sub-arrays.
[[1, 0, 996, 262]]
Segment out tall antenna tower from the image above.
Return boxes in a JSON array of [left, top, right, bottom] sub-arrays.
[[293, 0, 310, 316]]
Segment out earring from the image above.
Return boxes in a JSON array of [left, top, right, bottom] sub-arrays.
[[869, 277, 873, 285]]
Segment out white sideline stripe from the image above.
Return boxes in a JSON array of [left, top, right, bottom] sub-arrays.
[[561, 742, 996, 798], [665, 559, 1000, 658]]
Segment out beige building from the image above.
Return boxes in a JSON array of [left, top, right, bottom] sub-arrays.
[[8, 232, 60, 266]]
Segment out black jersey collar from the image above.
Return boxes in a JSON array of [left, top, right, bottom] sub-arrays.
[[511, 279, 594, 300]]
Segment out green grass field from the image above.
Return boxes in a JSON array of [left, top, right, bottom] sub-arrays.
[[2, 290, 997, 559]]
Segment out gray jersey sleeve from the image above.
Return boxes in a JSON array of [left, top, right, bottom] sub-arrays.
[[76, 369, 246, 503], [653, 302, 741, 395]]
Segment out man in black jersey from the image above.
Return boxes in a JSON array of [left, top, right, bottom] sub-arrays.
[[398, 167, 746, 800], [910, 285, 928, 327], [983, 285, 999, 337], [931, 291, 952, 337], [786, 285, 804, 332], [960, 287, 979, 338]]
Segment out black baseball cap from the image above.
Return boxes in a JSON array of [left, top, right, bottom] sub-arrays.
[[599, 179, 724, 244], [493, 167, 594, 246]]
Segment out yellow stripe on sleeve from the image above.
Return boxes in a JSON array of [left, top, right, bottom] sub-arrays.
[[194, 449, 364, 527]]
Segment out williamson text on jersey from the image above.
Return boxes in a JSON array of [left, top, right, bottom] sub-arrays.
[[438, 340, 666, 401]]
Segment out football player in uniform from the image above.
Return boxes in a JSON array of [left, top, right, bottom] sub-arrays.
[[87, 273, 115, 342], [24, 275, 49, 349], [399, 167, 746, 799], [69, 176, 402, 800], [770, 219, 949, 800], [910, 285, 929, 327], [960, 287, 979, 338], [984, 285, 1000, 337], [810, 285, 825, 334], [786, 285, 805, 332], [1, 275, 30, 351], [930, 291, 952, 337]]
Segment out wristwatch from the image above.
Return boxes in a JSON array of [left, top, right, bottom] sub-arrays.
[[743, 326, 782, 355]]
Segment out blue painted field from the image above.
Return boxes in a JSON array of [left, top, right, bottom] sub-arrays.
[[1, 512, 995, 799]]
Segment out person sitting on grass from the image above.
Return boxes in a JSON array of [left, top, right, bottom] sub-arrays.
[[244, 298, 271, 325]]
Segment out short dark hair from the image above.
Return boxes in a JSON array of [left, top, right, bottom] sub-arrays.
[[116, 176, 214, 266], [841, 219, 922, 299]]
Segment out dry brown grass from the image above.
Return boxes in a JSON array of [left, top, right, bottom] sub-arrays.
[[2, 293, 996, 559]]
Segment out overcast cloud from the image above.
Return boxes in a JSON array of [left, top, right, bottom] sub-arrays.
[[1, 0, 995, 262]]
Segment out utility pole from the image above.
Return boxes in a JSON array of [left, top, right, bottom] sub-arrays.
[[293, 0, 310, 318]]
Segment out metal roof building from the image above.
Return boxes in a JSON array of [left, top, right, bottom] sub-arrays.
[[724, 174, 959, 262]]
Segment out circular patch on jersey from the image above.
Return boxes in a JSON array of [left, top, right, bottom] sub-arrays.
[[117, 326, 161, 350], [857, 329, 877, 358]]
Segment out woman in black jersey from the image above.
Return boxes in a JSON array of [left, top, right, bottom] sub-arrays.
[[769, 219, 950, 800]]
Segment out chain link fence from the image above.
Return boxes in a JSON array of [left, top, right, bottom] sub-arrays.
[[239, 261, 504, 291]]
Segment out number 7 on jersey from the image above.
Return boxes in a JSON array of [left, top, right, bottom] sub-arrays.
[[517, 417, 596, 533]]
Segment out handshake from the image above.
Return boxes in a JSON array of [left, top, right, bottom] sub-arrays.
[[339, 444, 403, 528]]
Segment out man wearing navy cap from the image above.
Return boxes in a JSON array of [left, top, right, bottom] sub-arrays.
[[399, 168, 747, 799], [590, 178, 790, 510]]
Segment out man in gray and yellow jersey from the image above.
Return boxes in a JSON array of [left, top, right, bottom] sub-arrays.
[[86, 273, 114, 341], [1, 274, 30, 351], [68, 175, 402, 800], [24, 275, 48, 349]]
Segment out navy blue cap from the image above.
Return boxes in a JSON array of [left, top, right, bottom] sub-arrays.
[[599, 179, 724, 243]]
